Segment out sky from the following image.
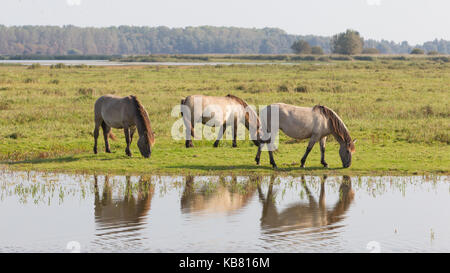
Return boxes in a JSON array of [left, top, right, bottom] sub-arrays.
[[1, 0, 449, 45]]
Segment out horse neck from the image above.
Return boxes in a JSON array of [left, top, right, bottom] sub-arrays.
[[243, 106, 260, 133], [326, 118, 350, 146], [133, 115, 148, 138], [330, 131, 347, 146]]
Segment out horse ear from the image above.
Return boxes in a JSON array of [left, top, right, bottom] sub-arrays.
[[353, 139, 357, 144]]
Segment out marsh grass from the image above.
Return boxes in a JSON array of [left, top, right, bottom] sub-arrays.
[[0, 59, 448, 175]]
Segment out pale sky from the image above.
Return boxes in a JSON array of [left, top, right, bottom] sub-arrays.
[[1, 0, 449, 45]]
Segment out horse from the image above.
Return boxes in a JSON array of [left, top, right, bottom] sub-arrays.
[[93, 175, 154, 239], [181, 175, 257, 215], [180, 94, 261, 148], [258, 176, 354, 236], [255, 104, 356, 169], [93, 94, 155, 158]]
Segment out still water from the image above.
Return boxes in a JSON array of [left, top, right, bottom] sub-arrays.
[[0, 60, 295, 66], [0, 171, 449, 253]]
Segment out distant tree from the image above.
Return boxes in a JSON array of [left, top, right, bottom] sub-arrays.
[[259, 39, 277, 54], [427, 50, 439, 55], [0, 25, 449, 55], [362, 48, 379, 54], [311, 46, 324, 55], [330, 29, 364, 55], [291, 40, 311, 54], [410, 48, 424, 54]]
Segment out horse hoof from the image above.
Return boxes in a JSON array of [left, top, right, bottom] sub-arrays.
[[232, 144, 237, 148], [106, 150, 111, 153], [93, 149, 97, 154], [300, 164, 305, 168], [323, 164, 329, 168], [272, 164, 278, 169], [213, 143, 219, 148]]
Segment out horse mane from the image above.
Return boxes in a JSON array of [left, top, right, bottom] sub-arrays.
[[314, 105, 352, 144], [226, 94, 260, 128], [226, 94, 249, 108], [130, 95, 154, 143]]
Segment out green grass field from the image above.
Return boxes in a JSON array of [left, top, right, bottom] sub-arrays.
[[0, 59, 449, 175]]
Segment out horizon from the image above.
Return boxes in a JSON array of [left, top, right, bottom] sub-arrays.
[[1, 0, 449, 45]]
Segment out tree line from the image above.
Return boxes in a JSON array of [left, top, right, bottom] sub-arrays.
[[0, 25, 448, 56]]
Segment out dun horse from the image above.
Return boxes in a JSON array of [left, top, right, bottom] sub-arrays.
[[93, 95, 155, 158], [256, 104, 356, 168], [180, 94, 261, 148]]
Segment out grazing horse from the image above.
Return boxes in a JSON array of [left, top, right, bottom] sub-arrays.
[[255, 104, 356, 168], [93, 95, 155, 158], [180, 94, 261, 148]]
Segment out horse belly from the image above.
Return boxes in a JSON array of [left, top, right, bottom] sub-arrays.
[[279, 112, 314, 140], [101, 108, 126, 129], [281, 124, 312, 140]]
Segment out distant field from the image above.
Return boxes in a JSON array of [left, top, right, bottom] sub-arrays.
[[0, 59, 448, 175]]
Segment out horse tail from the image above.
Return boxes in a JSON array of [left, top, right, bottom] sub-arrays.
[[108, 131, 117, 141], [180, 97, 195, 138], [180, 98, 186, 116]]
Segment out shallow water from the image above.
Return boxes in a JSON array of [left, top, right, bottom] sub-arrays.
[[0, 60, 297, 66], [0, 171, 448, 253]]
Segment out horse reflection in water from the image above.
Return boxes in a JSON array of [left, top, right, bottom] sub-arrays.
[[258, 176, 354, 236], [181, 176, 257, 215], [93, 175, 154, 248]]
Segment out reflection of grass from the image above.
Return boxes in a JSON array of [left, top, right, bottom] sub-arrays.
[[0, 60, 449, 175]]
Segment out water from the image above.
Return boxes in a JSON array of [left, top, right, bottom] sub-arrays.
[[0, 171, 448, 253], [0, 60, 298, 66]]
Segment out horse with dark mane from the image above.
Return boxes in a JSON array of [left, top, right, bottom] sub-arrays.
[[180, 94, 261, 148], [93, 95, 155, 158], [255, 103, 356, 168]]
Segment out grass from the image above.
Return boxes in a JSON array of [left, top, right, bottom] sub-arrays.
[[0, 59, 449, 176]]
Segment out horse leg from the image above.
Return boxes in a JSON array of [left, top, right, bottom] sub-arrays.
[[300, 136, 319, 168], [184, 116, 195, 148], [93, 119, 102, 154], [267, 142, 277, 169], [232, 117, 237, 147], [129, 126, 136, 144], [213, 122, 227, 147], [255, 143, 263, 165], [185, 124, 194, 148], [123, 126, 132, 157], [101, 121, 111, 153], [319, 136, 328, 168]]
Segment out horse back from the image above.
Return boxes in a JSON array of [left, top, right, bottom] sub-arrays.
[[95, 95, 134, 128], [264, 103, 327, 140], [182, 94, 245, 123]]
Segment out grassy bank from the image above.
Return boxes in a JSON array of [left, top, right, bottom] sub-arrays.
[[0, 59, 448, 175]]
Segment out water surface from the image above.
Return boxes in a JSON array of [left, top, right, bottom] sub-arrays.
[[0, 60, 297, 66], [0, 171, 448, 252]]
